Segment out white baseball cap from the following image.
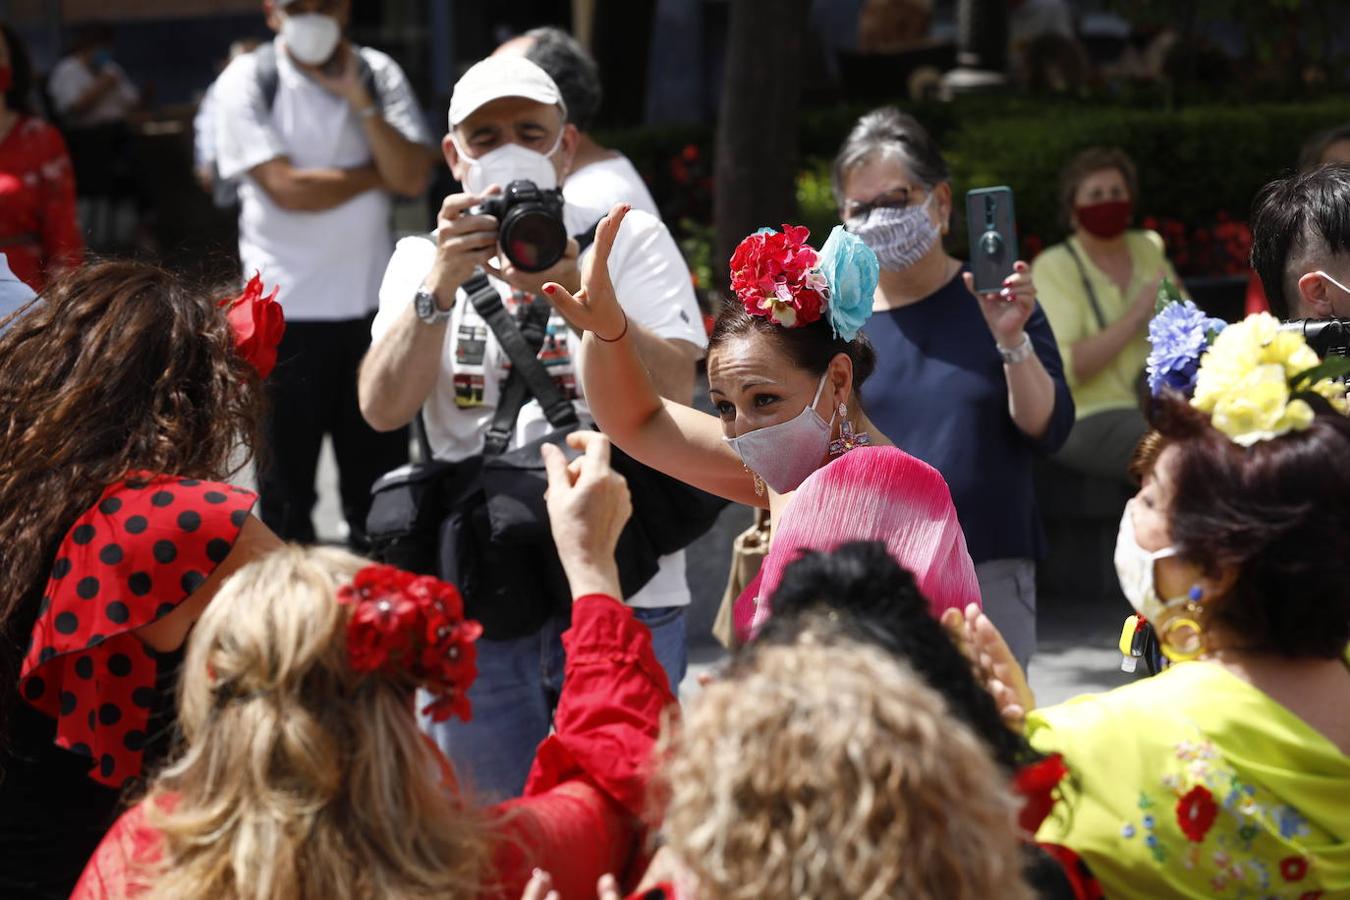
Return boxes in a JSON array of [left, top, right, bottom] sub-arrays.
[[448, 57, 567, 129]]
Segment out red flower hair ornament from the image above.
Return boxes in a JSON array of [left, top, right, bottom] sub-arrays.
[[730, 224, 879, 341], [337, 564, 483, 723], [730, 224, 829, 329], [220, 272, 285, 379]]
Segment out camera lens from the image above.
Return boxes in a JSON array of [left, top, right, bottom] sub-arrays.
[[501, 208, 568, 272]]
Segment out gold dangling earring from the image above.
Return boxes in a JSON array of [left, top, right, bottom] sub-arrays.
[[1159, 586, 1206, 662], [744, 466, 765, 497]]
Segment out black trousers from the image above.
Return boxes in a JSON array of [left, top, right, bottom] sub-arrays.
[[259, 315, 407, 549]]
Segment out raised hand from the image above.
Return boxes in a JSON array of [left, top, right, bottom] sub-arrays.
[[966, 260, 1037, 348], [541, 430, 632, 600], [542, 202, 631, 341], [522, 869, 558, 900], [941, 603, 1036, 730]]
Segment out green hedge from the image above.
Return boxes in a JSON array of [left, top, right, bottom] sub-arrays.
[[600, 96, 1350, 273]]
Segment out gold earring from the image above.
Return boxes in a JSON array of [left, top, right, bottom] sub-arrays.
[[1159, 586, 1205, 662]]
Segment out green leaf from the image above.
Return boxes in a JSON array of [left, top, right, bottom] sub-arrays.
[[1289, 357, 1350, 391], [1155, 277, 1184, 315]]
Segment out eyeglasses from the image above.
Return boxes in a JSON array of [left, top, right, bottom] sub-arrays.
[[843, 186, 920, 228]]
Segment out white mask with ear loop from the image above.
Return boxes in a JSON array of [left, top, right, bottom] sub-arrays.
[[724, 374, 836, 494], [1314, 270, 1350, 315], [280, 12, 342, 66], [1113, 499, 1204, 660], [452, 130, 564, 196]]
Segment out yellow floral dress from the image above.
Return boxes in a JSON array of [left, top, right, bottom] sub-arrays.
[[1028, 655, 1350, 899]]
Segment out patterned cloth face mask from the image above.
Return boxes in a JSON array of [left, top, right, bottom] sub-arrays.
[[849, 195, 940, 272]]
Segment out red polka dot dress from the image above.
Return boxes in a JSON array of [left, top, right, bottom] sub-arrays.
[[19, 472, 255, 787]]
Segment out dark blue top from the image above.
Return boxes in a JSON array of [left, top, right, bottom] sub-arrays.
[[861, 268, 1075, 564]]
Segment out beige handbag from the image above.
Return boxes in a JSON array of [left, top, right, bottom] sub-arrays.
[[713, 508, 772, 649]]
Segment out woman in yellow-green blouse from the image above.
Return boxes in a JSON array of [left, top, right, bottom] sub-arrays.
[[947, 316, 1350, 898], [1032, 147, 1184, 482]]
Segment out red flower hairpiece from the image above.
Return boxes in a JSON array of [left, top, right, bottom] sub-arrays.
[[1013, 752, 1069, 834], [337, 564, 483, 723], [729, 224, 830, 329], [220, 272, 285, 379]]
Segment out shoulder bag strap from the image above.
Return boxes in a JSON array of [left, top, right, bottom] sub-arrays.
[[253, 43, 280, 110], [463, 273, 580, 455], [1063, 241, 1109, 332]]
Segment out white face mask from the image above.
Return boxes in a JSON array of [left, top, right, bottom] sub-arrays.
[[281, 12, 342, 66], [850, 195, 940, 271], [724, 374, 834, 494], [1113, 498, 1185, 622], [453, 131, 563, 196]]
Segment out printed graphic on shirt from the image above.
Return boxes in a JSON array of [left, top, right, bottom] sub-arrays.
[[456, 323, 487, 367], [453, 372, 485, 408]]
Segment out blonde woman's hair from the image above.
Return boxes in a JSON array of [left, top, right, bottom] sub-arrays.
[[141, 545, 489, 900], [659, 626, 1033, 900]]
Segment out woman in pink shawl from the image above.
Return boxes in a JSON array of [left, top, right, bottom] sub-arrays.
[[544, 206, 987, 640]]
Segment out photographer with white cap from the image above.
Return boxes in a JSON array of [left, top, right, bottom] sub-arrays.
[[359, 56, 705, 799]]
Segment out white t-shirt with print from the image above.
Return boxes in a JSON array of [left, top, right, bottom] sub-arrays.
[[213, 39, 433, 322], [562, 153, 661, 219], [373, 204, 706, 608]]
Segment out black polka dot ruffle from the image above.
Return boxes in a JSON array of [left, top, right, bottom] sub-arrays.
[[18, 473, 256, 788]]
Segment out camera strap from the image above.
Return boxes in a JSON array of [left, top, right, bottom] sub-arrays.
[[1064, 241, 1109, 332], [463, 272, 580, 456]]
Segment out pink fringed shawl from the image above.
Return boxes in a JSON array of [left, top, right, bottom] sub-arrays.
[[733, 446, 982, 641]]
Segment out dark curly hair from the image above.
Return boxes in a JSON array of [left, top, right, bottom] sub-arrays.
[[0, 261, 266, 712], [709, 300, 878, 404], [751, 540, 1038, 774], [1152, 396, 1350, 659]]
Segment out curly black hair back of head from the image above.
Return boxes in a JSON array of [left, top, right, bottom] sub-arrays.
[[757, 541, 1036, 774]]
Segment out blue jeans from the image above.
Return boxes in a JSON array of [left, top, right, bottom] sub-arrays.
[[422, 604, 687, 801]]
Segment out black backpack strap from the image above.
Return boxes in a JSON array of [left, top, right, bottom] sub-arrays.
[[1063, 240, 1109, 332], [253, 43, 281, 110], [253, 42, 382, 112], [463, 273, 579, 455]]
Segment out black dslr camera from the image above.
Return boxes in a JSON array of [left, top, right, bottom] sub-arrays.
[[473, 180, 568, 273], [1279, 318, 1350, 358]]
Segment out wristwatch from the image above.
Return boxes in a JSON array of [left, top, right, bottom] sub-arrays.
[[997, 333, 1035, 364], [414, 287, 452, 325]]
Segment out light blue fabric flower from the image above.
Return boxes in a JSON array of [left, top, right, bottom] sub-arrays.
[[1146, 299, 1227, 397], [817, 225, 879, 341]]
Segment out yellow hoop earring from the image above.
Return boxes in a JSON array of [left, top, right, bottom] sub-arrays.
[[1159, 586, 1206, 662]]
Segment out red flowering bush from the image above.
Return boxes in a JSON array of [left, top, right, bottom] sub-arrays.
[[1142, 213, 1253, 278], [338, 564, 483, 723], [729, 224, 828, 328], [220, 272, 285, 380], [1176, 784, 1219, 843]]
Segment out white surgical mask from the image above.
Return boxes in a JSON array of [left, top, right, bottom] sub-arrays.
[[724, 374, 834, 494], [453, 132, 563, 196], [1113, 498, 1185, 622], [850, 195, 940, 271], [281, 12, 342, 66]]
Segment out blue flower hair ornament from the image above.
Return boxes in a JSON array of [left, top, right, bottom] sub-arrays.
[[819, 225, 880, 341]]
